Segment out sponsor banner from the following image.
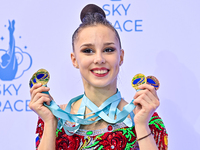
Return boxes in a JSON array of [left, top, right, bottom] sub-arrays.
[[0, 20, 32, 113]]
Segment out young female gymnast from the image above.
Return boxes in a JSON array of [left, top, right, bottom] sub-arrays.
[[29, 4, 168, 150]]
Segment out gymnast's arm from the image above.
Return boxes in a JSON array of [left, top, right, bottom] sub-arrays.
[[132, 84, 160, 150], [29, 83, 57, 150]]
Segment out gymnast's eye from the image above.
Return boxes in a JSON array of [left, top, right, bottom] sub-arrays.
[[104, 48, 115, 52], [82, 48, 94, 53]]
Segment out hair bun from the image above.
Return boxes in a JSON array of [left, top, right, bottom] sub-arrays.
[[80, 4, 106, 22]]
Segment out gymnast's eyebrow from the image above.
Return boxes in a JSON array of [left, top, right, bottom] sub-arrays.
[[80, 42, 115, 48]]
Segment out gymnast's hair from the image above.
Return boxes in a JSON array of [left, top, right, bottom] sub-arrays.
[[72, 4, 122, 50]]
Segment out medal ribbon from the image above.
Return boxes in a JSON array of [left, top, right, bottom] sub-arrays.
[[44, 90, 135, 135]]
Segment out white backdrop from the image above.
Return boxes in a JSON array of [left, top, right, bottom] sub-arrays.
[[0, 0, 200, 149]]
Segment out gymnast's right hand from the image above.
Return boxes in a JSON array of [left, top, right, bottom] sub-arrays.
[[29, 83, 56, 123]]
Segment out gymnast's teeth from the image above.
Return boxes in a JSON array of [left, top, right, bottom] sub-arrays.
[[93, 70, 108, 74]]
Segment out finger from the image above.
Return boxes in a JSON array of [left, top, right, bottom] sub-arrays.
[[135, 92, 152, 105], [30, 83, 42, 94], [133, 93, 159, 111], [138, 84, 158, 99], [134, 89, 159, 104], [133, 97, 149, 110], [32, 92, 50, 103], [29, 96, 51, 110], [37, 96, 52, 106], [31, 86, 50, 100], [133, 97, 158, 112]]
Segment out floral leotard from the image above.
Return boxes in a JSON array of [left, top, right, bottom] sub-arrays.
[[35, 112, 168, 150]]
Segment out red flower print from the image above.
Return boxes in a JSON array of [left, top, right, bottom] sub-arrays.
[[56, 129, 82, 150], [97, 131, 128, 150]]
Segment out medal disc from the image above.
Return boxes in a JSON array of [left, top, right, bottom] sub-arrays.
[[35, 69, 50, 85], [131, 73, 147, 90], [29, 69, 50, 88], [146, 76, 160, 90]]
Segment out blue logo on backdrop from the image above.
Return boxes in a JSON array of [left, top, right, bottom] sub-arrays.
[[0, 20, 32, 112], [0, 20, 32, 81], [102, 0, 143, 32]]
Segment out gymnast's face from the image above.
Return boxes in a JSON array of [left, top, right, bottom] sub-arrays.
[[71, 24, 124, 89]]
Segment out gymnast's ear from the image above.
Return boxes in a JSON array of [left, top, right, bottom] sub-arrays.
[[71, 52, 79, 69], [119, 49, 124, 66]]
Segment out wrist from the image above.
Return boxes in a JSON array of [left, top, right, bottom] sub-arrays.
[[135, 124, 151, 138], [44, 117, 58, 128], [137, 132, 152, 142]]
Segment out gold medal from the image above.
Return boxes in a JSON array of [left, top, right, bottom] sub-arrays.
[[35, 69, 50, 85], [29, 69, 50, 88], [131, 73, 147, 90], [146, 76, 160, 90]]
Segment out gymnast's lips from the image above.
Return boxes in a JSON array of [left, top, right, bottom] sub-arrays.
[[91, 67, 109, 77]]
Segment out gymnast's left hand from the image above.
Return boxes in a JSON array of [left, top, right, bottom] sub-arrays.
[[132, 84, 160, 126]]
